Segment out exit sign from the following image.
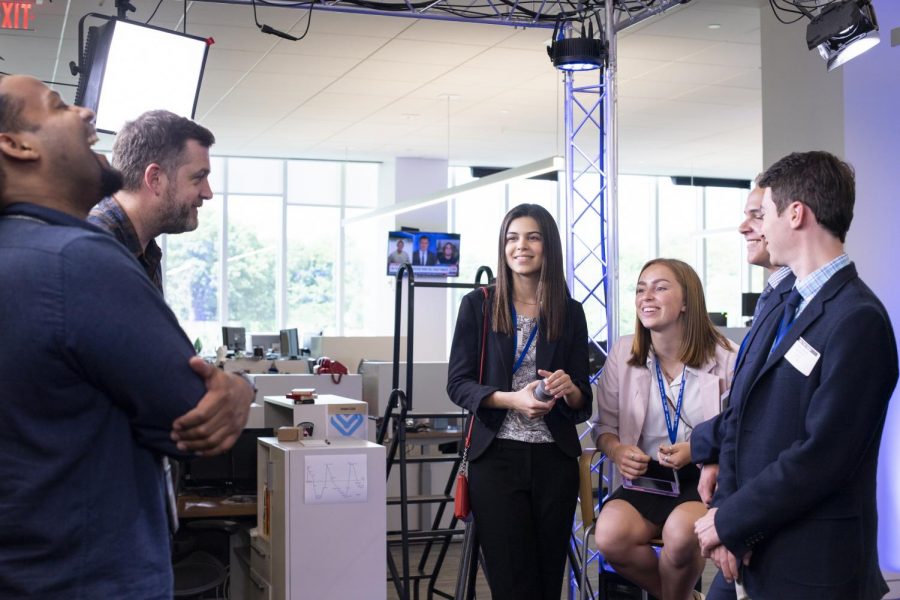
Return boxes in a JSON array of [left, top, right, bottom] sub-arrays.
[[2, 1, 34, 30]]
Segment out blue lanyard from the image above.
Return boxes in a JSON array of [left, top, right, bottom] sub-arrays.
[[654, 359, 686, 445], [510, 304, 538, 374]]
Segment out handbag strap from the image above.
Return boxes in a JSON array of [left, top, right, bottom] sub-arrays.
[[463, 286, 490, 451]]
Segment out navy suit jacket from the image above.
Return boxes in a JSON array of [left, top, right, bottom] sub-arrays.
[[712, 263, 897, 599], [690, 273, 796, 464], [447, 286, 593, 461]]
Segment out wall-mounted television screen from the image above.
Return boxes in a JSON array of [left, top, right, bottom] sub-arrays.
[[387, 231, 461, 278]]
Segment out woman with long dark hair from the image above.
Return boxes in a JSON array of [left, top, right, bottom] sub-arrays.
[[437, 241, 459, 265], [590, 258, 737, 600], [447, 203, 592, 600]]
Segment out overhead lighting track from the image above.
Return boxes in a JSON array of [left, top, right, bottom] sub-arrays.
[[192, 0, 692, 31]]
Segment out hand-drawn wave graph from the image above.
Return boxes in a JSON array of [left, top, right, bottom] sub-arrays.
[[304, 454, 368, 504]]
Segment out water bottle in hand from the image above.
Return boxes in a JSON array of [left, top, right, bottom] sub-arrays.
[[533, 379, 554, 402]]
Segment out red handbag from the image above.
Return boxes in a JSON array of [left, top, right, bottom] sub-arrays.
[[454, 287, 489, 522]]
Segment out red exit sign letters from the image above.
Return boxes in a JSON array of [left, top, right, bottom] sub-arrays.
[[2, 1, 34, 30]]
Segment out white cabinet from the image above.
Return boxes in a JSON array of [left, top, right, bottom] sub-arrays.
[[256, 438, 386, 600]]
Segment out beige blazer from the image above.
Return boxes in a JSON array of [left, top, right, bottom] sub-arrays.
[[589, 334, 737, 447]]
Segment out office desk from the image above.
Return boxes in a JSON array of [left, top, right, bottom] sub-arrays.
[[177, 494, 257, 519]]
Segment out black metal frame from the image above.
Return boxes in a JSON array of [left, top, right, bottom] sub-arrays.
[[376, 264, 494, 600]]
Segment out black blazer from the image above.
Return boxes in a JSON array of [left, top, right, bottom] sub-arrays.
[[447, 286, 593, 461], [412, 251, 437, 266], [690, 273, 796, 464], [713, 264, 898, 599]]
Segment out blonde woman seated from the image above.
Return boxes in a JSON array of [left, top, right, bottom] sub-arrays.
[[589, 258, 737, 600]]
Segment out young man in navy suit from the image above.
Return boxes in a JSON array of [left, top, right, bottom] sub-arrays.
[[695, 151, 898, 600]]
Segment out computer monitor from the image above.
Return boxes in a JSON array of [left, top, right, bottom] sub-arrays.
[[742, 292, 761, 318], [181, 428, 271, 495], [250, 333, 280, 353], [708, 312, 728, 326], [222, 326, 246, 352], [280, 328, 300, 359]]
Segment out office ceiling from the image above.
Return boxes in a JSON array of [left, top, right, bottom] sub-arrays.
[[1, 0, 762, 178]]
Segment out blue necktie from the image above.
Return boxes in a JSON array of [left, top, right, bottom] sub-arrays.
[[734, 282, 777, 369], [752, 283, 775, 323], [771, 287, 803, 352]]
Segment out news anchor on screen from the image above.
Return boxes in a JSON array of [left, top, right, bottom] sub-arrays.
[[412, 235, 437, 266]]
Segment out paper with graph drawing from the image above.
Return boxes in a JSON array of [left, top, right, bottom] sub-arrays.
[[304, 454, 368, 504]]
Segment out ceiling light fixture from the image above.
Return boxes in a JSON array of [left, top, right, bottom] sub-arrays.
[[547, 16, 607, 72], [805, 0, 879, 71], [342, 156, 565, 224]]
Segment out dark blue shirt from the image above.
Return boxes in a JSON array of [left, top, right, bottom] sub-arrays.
[[0, 203, 206, 598]]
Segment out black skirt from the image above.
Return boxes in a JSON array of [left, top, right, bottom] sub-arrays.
[[603, 461, 702, 526]]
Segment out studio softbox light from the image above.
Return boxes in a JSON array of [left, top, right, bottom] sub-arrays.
[[74, 19, 209, 134]]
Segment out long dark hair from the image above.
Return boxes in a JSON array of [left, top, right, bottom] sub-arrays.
[[492, 204, 568, 342], [628, 258, 731, 368]]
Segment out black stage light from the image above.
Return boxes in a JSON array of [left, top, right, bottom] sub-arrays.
[[547, 17, 607, 72], [806, 0, 880, 71]]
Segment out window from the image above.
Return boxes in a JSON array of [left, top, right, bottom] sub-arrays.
[[616, 177, 756, 330], [164, 160, 758, 355], [162, 156, 379, 353], [227, 195, 279, 332], [163, 198, 221, 354]]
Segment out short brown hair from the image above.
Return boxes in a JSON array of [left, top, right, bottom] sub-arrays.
[[112, 110, 214, 192], [757, 150, 855, 243], [628, 258, 731, 369]]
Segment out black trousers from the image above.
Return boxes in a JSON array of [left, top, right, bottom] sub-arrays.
[[468, 439, 579, 600]]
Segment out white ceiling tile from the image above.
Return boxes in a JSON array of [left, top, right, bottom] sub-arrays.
[[233, 70, 337, 94], [673, 84, 761, 107], [254, 53, 360, 76], [325, 76, 422, 96], [636, 61, 748, 85], [398, 19, 515, 45], [497, 27, 555, 50], [618, 78, 704, 100], [618, 34, 720, 62], [3, 0, 763, 176], [716, 68, 762, 90], [268, 32, 394, 58], [686, 42, 761, 69], [368, 38, 486, 65], [344, 59, 453, 83]]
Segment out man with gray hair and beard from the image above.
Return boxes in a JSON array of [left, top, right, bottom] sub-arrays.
[[88, 111, 221, 536], [88, 109, 214, 291]]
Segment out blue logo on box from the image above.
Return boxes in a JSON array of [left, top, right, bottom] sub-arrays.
[[330, 413, 364, 436]]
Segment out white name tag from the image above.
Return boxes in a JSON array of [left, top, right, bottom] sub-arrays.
[[785, 337, 820, 376]]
